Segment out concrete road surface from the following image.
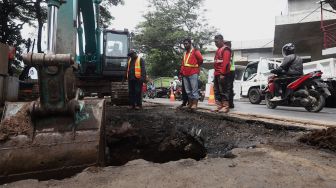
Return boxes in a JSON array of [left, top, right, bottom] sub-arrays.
[[145, 98, 336, 127]]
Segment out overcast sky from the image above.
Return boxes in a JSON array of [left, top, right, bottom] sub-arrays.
[[110, 0, 288, 41]]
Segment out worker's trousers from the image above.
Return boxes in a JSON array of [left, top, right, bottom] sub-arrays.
[[227, 71, 235, 107], [183, 74, 199, 100], [213, 75, 230, 102], [128, 79, 143, 107], [181, 78, 188, 105]]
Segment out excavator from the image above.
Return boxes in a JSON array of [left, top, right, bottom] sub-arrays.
[[0, 0, 130, 182]]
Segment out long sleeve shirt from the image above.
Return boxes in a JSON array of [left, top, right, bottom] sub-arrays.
[[214, 46, 231, 76], [180, 48, 203, 76]]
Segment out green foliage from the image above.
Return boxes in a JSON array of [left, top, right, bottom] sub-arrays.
[[0, 0, 123, 75], [135, 0, 217, 77], [0, 0, 39, 74]]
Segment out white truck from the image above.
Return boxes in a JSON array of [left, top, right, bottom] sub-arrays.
[[240, 58, 281, 104], [241, 57, 336, 106], [303, 58, 336, 106]]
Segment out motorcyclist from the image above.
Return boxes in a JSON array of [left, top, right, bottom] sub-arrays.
[[270, 43, 303, 101], [172, 76, 181, 91]]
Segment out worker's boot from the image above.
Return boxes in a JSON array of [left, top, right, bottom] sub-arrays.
[[212, 100, 223, 112], [220, 101, 230, 113], [229, 99, 234, 109], [177, 100, 188, 109], [191, 99, 198, 110], [187, 99, 193, 109]]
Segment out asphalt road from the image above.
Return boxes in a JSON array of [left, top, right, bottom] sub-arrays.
[[145, 98, 336, 125]]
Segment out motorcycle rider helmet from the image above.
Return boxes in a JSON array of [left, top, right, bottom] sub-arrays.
[[282, 43, 295, 57]]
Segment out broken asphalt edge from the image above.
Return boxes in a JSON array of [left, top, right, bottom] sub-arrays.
[[145, 101, 333, 131]]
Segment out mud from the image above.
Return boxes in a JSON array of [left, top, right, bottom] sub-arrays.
[[299, 127, 336, 151], [2, 103, 336, 187], [0, 103, 32, 142]]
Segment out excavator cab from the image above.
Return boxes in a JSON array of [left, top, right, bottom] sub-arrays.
[[103, 29, 130, 79]]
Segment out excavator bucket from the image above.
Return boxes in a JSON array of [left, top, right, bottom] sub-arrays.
[[0, 99, 106, 183]]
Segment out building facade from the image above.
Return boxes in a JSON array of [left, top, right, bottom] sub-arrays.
[[274, 0, 336, 60]]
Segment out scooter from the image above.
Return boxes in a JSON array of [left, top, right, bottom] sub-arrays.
[[264, 71, 331, 112]]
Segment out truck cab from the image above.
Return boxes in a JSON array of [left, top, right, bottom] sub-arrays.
[[241, 58, 281, 104]]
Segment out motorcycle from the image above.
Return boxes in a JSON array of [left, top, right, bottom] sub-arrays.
[[166, 86, 182, 100], [147, 89, 156, 99], [264, 71, 331, 112]]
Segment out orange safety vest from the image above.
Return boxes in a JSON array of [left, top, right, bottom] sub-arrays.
[[127, 56, 141, 79], [183, 48, 199, 68]]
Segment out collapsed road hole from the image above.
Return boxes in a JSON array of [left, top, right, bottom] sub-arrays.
[[104, 104, 305, 165], [105, 114, 207, 165]]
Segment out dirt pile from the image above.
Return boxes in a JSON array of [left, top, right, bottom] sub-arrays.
[[299, 127, 336, 151], [0, 103, 33, 142]]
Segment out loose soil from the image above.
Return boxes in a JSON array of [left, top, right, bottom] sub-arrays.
[[2, 103, 336, 188], [0, 103, 32, 142], [299, 127, 336, 152]]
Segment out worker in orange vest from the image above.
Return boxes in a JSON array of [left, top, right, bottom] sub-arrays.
[[180, 38, 203, 110], [127, 49, 146, 110], [213, 34, 232, 113]]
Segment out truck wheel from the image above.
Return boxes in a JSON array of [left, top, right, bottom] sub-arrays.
[[265, 93, 277, 109], [248, 88, 262, 104]]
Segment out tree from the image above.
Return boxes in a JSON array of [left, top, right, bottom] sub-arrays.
[[0, 0, 37, 76], [134, 0, 217, 78], [0, 0, 123, 76], [100, 0, 124, 28]]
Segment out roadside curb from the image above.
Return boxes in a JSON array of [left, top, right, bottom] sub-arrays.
[[194, 107, 327, 131]]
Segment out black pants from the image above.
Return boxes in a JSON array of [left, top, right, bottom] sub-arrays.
[[182, 78, 188, 105], [274, 76, 300, 97], [214, 75, 230, 102], [128, 79, 143, 107], [227, 71, 235, 106]]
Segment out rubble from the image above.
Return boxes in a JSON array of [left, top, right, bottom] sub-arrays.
[[0, 103, 33, 142], [299, 127, 336, 151]]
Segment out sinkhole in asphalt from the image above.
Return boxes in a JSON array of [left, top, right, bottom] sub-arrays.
[[104, 105, 305, 165]]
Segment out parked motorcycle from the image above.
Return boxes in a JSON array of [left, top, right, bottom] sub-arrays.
[[147, 89, 156, 99], [166, 86, 182, 100], [264, 71, 331, 112]]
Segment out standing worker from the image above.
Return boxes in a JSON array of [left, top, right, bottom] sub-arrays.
[[127, 49, 146, 110], [180, 38, 203, 110], [213, 34, 232, 113], [224, 40, 235, 108]]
